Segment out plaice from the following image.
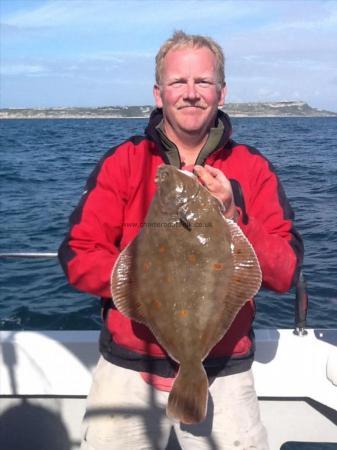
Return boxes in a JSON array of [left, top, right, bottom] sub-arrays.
[[111, 165, 262, 424]]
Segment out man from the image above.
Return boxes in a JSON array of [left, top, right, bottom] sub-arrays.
[[59, 31, 303, 449]]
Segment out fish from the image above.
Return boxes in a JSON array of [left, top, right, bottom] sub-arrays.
[[111, 164, 262, 424]]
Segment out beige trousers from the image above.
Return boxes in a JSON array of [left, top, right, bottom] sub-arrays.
[[81, 357, 269, 450]]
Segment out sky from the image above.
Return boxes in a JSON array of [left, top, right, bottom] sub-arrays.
[[1, 0, 337, 111]]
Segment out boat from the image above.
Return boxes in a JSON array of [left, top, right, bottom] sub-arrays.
[[0, 254, 336, 449]]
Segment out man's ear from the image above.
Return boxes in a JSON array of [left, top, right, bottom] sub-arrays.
[[153, 84, 163, 108], [218, 83, 227, 107]]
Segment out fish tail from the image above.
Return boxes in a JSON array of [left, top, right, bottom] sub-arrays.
[[167, 363, 208, 424]]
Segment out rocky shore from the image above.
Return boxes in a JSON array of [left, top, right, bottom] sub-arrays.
[[1, 101, 336, 119]]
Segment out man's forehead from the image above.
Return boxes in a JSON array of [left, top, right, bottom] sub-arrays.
[[165, 45, 215, 60], [162, 47, 217, 73]]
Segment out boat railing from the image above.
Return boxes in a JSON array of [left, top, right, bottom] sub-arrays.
[[293, 270, 308, 336], [0, 252, 309, 334], [0, 252, 58, 258]]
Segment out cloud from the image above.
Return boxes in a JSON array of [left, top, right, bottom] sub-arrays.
[[78, 51, 154, 63], [2, 0, 260, 30], [1, 0, 337, 110], [2, 1, 93, 28], [0, 63, 49, 76], [1, 50, 155, 85]]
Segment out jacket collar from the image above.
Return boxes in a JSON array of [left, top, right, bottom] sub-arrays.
[[145, 108, 232, 167]]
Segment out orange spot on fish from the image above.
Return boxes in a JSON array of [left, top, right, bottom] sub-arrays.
[[188, 254, 197, 264], [159, 245, 166, 253], [213, 262, 224, 271], [178, 309, 189, 318], [143, 261, 150, 272], [134, 301, 143, 313], [152, 299, 161, 310]]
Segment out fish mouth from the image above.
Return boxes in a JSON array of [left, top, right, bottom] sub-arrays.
[[156, 165, 202, 214], [155, 165, 198, 186], [156, 165, 199, 190], [178, 169, 196, 179]]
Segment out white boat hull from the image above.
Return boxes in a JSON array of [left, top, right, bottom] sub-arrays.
[[1, 329, 336, 449]]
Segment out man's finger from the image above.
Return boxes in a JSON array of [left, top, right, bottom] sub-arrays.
[[194, 165, 228, 190], [193, 165, 215, 186], [204, 164, 223, 178]]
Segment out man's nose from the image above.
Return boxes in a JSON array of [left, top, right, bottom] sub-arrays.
[[183, 81, 200, 100]]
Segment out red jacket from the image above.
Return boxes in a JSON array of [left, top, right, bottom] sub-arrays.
[[59, 109, 303, 377]]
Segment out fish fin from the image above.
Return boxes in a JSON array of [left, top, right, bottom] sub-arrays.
[[226, 218, 262, 301], [178, 205, 192, 230], [167, 363, 208, 425], [111, 240, 146, 324]]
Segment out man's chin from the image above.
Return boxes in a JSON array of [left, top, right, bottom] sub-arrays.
[[179, 124, 207, 135], [179, 117, 209, 133]]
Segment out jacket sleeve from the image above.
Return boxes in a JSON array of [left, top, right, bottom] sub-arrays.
[[237, 152, 303, 293], [58, 147, 128, 298]]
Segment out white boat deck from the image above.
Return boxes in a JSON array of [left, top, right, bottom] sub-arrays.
[[0, 329, 336, 449]]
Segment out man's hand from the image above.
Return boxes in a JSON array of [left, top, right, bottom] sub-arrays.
[[193, 165, 237, 220]]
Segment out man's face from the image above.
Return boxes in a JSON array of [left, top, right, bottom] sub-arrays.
[[153, 46, 226, 140]]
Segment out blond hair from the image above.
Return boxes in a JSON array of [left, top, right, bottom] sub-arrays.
[[155, 30, 225, 88]]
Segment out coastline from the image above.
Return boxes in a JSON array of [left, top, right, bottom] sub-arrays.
[[2, 115, 337, 119], [1, 101, 336, 119]]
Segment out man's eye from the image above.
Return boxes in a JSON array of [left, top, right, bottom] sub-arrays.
[[198, 80, 213, 86]]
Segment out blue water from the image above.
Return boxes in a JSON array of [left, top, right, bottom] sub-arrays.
[[1, 117, 337, 330]]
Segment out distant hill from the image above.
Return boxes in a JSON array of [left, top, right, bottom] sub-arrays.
[[0, 102, 336, 119], [223, 101, 337, 117]]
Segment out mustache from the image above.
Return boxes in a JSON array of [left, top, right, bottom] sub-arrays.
[[177, 104, 207, 110]]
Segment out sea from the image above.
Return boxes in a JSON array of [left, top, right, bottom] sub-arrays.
[[1, 117, 337, 332]]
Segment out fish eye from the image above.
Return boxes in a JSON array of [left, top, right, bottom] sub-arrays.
[[158, 168, 169, 182], [161, 171, 169, 181]]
